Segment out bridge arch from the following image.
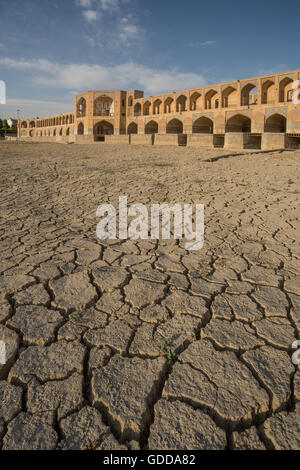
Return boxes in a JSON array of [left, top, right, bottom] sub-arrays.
[[176, 95, 187, 112], [241, 83, 258, 106], [262, 80, 275, 104], [166, 118, 183, 134], [153, 99, 162, 115], [143, 101, 151, 116], [279, 77, 293, 103], [190, 92, 201, 111], [222, 86, 238, 108], [127, 122, 138, 134], [265, 114, 286, 133], [225, 114, 251, 133], [164, 97, 174, 113], [145, 120, 158, 134], [94, 120, 114, 137], [192, 116, 213, 133], [205, 89, 219, 109]]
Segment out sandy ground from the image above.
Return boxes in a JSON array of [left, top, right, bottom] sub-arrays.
[[0, 141, 299, 450]]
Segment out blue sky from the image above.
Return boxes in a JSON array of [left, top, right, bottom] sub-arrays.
[[0, 0, 299, 118]]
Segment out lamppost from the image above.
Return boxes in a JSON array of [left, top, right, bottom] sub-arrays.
[[17, 109, 20, 141]]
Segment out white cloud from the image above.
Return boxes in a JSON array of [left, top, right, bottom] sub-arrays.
[[86, 36, 98, 47], [76, 0, 93, 7], [75, 0, 140, 45], [118, 16, 139, 42], [82, 9, 101, 22], [0, 57, 207, 95], [190, 40, 217, 48], [201, 40, 217, 46], [100, 0, 120, 10], [0, 98, 72, 119]]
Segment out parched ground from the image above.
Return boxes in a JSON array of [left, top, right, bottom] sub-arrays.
[[0, 141, 299, 451]]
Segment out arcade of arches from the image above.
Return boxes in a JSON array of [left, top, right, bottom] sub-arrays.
[[17, 69, 300, 149]]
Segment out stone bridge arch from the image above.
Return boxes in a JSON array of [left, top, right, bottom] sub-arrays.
[[145, 120, 158, 134], [127, 122, 138, 134], [265, 114, 286, 133], [94, 120, 114, 139], [225, 114, 251, 133], [192, 116, 214, 133], [166, 118, 183, 134]]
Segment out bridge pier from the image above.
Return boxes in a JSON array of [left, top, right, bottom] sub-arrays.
[[186, 134, 214, 148], [224, 133, 248, 149], [261, 133, 286, 150]]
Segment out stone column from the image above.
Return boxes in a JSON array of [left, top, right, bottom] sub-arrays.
[[257, 78, 262, 105], [274, 75, 280, 105]]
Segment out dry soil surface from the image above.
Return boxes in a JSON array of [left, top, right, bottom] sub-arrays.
[[0, 141, 299, 450]]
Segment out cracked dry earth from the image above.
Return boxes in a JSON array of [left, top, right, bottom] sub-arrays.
[[0, 141, 299, 451]]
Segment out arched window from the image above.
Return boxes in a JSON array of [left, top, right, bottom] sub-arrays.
[[153, 99, 162, 115], [205, 89, 219, 110], [164, 97, 174, 113], [94, 96, 114, 116], [190, 92, 201, 111], [261, 80, 275, 104], [279, 77, 294, 103], [77, 122, 84, 135], [134, 103, 141, 116], [143, 101, 151, 116], [222, 86, 238, 108], [176, 95, 187, 112], [77, 97, 86, 117], [241, 83, 258, 106]]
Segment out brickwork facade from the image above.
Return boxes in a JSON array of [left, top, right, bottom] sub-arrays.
[[18, 69, 300, 149]]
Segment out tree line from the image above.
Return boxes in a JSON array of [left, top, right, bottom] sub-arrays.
[[0, 119, 17, 136]]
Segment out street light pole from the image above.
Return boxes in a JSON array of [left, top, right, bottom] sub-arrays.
[[17, 109, 20, 141]]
